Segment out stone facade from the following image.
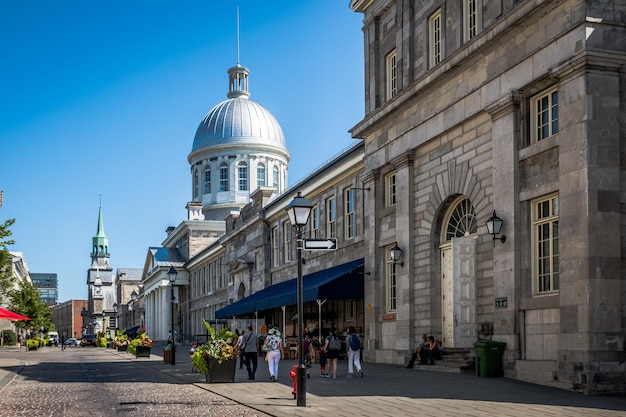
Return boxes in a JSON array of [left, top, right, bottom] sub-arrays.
[[349, 0, 626, 394]]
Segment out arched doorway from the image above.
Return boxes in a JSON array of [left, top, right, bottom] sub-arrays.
[[439, 196, 478, 348]]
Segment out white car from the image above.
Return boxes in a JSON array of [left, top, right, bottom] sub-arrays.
[[65, 338, 78, 346]]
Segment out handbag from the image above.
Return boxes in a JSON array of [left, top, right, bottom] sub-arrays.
[[262, 343, 271, 352]]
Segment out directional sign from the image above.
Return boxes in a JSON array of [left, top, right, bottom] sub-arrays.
[[303, 238, 337, 251]]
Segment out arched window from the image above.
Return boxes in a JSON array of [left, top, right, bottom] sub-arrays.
[[219, 162, 229, 192], [204, 166, 211, 194], [442, 197, 477, 242], [257, 163, 266, 188], [272, 166, 279, 190], [238, 161, 248, 191]]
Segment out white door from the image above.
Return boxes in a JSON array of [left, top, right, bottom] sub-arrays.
[[441, 237, 477, 348]]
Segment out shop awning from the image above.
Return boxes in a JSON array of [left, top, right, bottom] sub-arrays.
[[215, 258, 364, 318]]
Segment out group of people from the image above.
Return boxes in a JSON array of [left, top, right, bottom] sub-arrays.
[[230, 326, 366, 381], [405, 333, 441, 367]]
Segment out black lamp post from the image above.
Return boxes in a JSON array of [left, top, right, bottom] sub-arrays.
[[113, 303, 118, 330], [130, 290, 138, 328], [285, 191, 313, 407], [168, 266, 178, 366]]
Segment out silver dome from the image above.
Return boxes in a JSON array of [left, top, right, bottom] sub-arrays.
[[191, 97, 287, 153]]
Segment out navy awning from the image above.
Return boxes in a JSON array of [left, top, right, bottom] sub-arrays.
[[215, 258, 364, 319]]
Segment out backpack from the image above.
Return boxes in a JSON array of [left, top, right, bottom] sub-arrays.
[[349, 334, 361, 351], [328, 336, 340, 351]]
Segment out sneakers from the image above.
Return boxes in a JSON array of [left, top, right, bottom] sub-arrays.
[[332, 375, 336, 379], [269, 375, 275, 381], [359, 369, 364, 378]]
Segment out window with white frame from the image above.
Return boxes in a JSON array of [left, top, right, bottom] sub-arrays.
[[271, 226, 279, 267], [345, 300, 355, 320], [204, 166, 211, 194], [273, 166, 279, 191], [429, 9, 442, 67], [532, 194, 559, 295], [257, 163, 266, 188], [385, 172, 396, 207], [283, 222, 292, 263], [463, 0, 477, 42], [310, 205, 319, 238], [326, 196, 336, 239], [386, 49, 397, 100], [219, 162, 229, 192], [344, 187, 355, 239], [238, 161, 248, 191], [218, 257, 225, 288], [386, 245, 397, 312], [193, 167, 199, 199], [531, 88, 559, 143]]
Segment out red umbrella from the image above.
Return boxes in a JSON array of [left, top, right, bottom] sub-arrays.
[[0, 307, 31, 321]]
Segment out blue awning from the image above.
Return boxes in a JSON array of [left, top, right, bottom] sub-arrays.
[[215, 258, 364, 319]]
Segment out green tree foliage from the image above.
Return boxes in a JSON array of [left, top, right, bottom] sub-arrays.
[[0, 218, 16, 296], [9, 279, 53, 332]]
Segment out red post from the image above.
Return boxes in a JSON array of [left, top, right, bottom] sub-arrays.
[[289, 365, 298, 399]]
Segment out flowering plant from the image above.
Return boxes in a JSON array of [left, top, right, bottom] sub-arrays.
[[191, 319, 236, 375], [114, 329, 130, 346], [127, 332, 153, 355]]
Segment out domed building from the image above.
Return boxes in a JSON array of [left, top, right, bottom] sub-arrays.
[[188, 63, 290, 221]]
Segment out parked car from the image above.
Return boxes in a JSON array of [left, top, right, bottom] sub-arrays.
[[65, 338, 78, 346], [81, 334, 95, 347]]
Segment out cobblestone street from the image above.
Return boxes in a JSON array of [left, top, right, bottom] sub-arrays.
[[0, 347, 270, 417]]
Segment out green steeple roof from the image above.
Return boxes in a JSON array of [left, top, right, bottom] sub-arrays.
[[92, 205, 109, 256]]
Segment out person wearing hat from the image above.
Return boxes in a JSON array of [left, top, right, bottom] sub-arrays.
[[263, 326, 284, 381]]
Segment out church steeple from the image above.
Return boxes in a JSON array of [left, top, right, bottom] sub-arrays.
[[91, 202, 110, 269]]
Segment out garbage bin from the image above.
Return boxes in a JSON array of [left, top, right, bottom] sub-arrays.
[[163, 348, 171, 364], [474, 340, 506, 377]]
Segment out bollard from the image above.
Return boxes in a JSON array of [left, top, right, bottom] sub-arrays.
[[289, 365, 298, 399]]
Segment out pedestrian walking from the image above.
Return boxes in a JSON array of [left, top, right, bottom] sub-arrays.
[[235, 330, 247, 369], [323, 328, 341, 379], [346, 327, 363, 377], [263, 327, 284, 381], [302, 328, 312, 378], [60, 333, 66, 351], [242, 326, 259, 380]]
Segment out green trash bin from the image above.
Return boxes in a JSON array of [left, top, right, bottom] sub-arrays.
[[474, 340, 506, 377]]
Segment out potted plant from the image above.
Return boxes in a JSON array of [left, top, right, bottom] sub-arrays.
[[191, 319, 237, 383], [114, 330, 130, 352], [27, 338, 39, 351], [128, 332, 154, 357]]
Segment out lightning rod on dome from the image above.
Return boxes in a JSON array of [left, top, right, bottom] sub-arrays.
[[236, 6, 240, 65]]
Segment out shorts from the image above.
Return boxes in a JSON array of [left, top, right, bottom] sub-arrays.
[[326, 349, 339, 359]]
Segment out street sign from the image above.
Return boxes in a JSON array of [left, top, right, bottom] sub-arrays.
[[303, 238, 337, 250]]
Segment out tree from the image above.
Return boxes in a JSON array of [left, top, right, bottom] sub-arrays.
[[0, 218, 16, 297], [9, 280, 53, 332]]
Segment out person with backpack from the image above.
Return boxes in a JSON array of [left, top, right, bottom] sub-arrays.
[[323, 328, 341, 379], [346, 327, 363, 378]]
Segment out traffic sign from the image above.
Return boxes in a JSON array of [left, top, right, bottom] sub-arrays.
[[303, 238, 337, 250]]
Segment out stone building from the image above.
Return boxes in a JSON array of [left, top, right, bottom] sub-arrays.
[[349, 0, 626, 394]]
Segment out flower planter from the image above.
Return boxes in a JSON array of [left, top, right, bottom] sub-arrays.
[[205, 358, 236, 383], [117, 345, 128, 352], [28, 346, 37, 351], [135, 346, 151, 358]]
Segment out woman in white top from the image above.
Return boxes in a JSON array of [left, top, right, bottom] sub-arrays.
[[263, 327, 284, 381]]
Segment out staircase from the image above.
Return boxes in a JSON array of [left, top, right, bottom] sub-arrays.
[[419, 347, 475, 374]]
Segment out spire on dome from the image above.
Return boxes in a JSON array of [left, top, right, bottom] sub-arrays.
[[92, 200, 109, 257]]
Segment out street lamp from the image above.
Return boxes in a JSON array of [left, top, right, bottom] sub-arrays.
[[285, 191, 313, 407], [113, 303, 118, 330], [130, 290, 138, 328], [168, 266, 178, 366]]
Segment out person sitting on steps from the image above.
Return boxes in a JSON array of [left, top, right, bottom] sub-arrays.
[[405, 334, 429, 368]]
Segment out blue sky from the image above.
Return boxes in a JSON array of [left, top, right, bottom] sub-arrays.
[[1, 1, 364, 302]]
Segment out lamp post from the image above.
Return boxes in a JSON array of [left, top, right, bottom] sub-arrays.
[[130, 290, 138, 328], [285, 191, 313, 407], [168, 266, 178, 366]]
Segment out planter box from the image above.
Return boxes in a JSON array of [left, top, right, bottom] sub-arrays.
[[28, 346, 37, 351], [135, 346, 151, 358], [205, 358, 236, 383], [117, 345, 128, 352]]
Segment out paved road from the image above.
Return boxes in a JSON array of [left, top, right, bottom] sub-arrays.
[[1, 343, 626, 416]]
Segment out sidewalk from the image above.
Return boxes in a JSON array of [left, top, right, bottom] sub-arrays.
[[120, 342, 626, 417]]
